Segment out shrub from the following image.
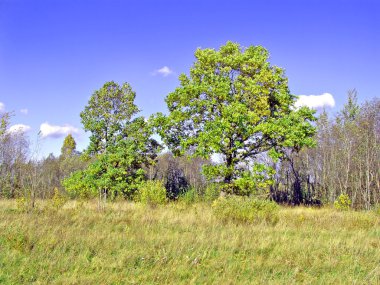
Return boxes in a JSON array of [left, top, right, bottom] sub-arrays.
[[232, 166, 274, 196], [212, 195, 279, 225], [135, 180, 167, 206], [49, 188, 67, 210], [334, 193, 351, 211], [203, 184, 221, 203], [62, 170, 97, 199]]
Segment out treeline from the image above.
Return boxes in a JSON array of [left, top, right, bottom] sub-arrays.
[[272, 91, 379, 209], [0, 117, 209, 204], [0, 42, 378, 210]]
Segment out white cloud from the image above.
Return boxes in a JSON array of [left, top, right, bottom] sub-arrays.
[[153, 66, 173, 77], [0, 102, 5, 113], [20, 108, 28, 115], [211, 153, 224, 163], [8, 124, 31, 134], [40, 122, 79, 139], [295, 93, 335, 109]]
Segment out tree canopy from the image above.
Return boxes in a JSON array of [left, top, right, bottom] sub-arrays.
[[156, 41, 316, 194], [80, 81, 139, 155]]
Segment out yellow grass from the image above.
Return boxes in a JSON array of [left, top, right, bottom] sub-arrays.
[[0, 200, 379, 284]]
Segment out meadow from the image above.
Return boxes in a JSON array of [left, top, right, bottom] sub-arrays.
[[1, 200, 379, 284]]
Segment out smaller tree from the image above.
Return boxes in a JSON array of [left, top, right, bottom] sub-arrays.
[[61, 134, 76, 157], [59, 134, 87, 193], [0, 112, 29, 199], [80, 81, 139, 154], [63, 81, 161, 200]]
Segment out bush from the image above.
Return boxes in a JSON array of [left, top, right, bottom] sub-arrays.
[[334, 193, 351, 211], [135, 180, 167, 206], [204, 184, 220, 203], [212, 196, 279, 225], [48, 188, 67, 210], [62, 170, 97, 199]]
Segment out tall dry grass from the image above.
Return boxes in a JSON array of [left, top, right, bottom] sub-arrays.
[[0, 200, 379, 284]]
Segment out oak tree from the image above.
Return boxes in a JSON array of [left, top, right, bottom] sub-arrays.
[[156, 42, 316, 194]]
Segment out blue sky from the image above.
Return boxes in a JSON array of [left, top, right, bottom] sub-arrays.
[[0, 0, 379, 157]]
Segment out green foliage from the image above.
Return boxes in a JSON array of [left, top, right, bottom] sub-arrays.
[[49, 188, 67, 210], [341, 89, 360, 122], [63, 82, 161, 199], [203, 184, 221, 203], [212, 196, 279, 225], [0, 112, 10, 136], [232, 164, 275, 196], [62, 170, 97, 199], [80, 81, 139, 154], [61, 134, 76, 157], [82, 133, 149, 199], [156, 41, 316, 193], [334, 193, 352, 211], [135, 180, 167, 206], [178, 187, 199, 204], [203, 164, 274, 196]]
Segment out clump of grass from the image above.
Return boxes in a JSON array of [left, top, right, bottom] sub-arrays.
[[16, 196, 27, 212], [177, 187, 199, 205], [212, 195, 279, 225], [203, 183, 220, 203], [373, 204, 380, 216]]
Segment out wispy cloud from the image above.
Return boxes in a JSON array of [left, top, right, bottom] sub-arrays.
[[20, 108, 28, 115], [0, 102, 5, 113], [8, 124, 31, 134], [295, 93, 335, 109], [152, 66, 174, 77], [40, 122, 79, 139]]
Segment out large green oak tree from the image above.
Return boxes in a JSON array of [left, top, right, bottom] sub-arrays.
[[156, 42, 316, 194]]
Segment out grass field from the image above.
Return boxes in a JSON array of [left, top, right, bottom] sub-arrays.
[[0, 200, 379, 284]]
